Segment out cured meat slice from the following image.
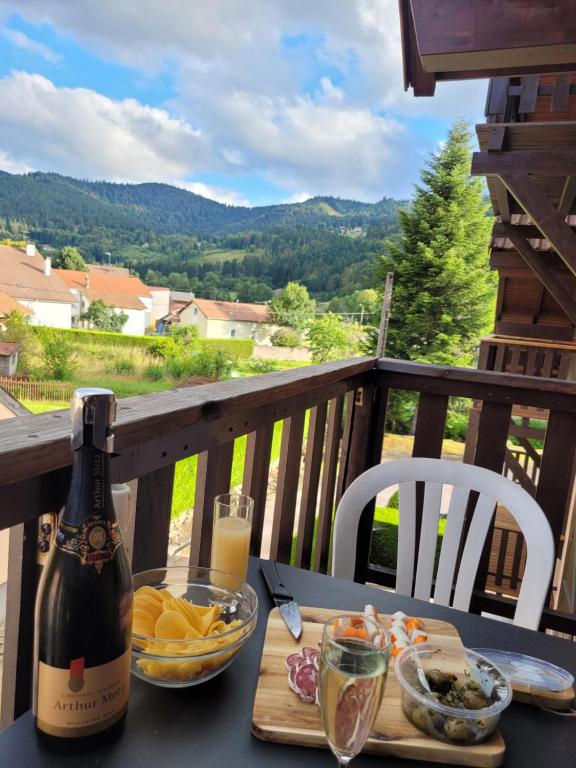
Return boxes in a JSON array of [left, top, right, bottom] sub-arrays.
[[285, 652, 304, 671], [285, 647, 320, 703], [293, 662, 318, 704]]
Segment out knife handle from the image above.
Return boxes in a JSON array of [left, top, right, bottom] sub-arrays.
[[260, 560, 293, 600]]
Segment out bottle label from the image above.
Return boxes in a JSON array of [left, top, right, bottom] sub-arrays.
[[36, 648, 130, 738], [56, 513, 122, 573]]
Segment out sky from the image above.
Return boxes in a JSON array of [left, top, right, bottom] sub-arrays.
[[0, 1, 487, 207]]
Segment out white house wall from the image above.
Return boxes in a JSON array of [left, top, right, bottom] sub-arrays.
[[150, 290, 170, 322], [120, 308, 147, 336], [178, 304, 208, 336], [19, 299, 73, 329]]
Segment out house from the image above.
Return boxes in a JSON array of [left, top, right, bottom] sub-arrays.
[[0, 342, 20, 376], [55, 267, 154, 336], [0, 290, 31, 325], [147, 285, 171, 323], [177, 298, 274, 344], [0, 244, 74, 328]]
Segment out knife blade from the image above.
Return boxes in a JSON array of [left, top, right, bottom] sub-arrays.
[[260, 559, 302, 640]]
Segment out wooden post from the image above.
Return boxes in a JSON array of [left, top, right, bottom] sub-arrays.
[[132, 465, 175, 573]]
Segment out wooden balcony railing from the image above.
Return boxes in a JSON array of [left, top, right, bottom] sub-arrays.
[[0, 357, 575, 728]]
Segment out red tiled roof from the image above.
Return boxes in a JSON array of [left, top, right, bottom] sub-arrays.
[[0, 245, 73, 303], [0, 341, 20, 356], [189, 298, 269, 323], [55, 269, 151, 310], [0, 291, 31, 317]]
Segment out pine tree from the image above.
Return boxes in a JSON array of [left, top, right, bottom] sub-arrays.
[[375, 122, 495, 367]]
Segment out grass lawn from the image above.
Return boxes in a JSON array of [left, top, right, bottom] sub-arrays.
[[21, 399, 68, 413], [171, 420, 285, 517]]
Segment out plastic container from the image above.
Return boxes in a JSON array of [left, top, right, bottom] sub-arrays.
[[395, 644, 512, 745], [131, 566, 258, 688]]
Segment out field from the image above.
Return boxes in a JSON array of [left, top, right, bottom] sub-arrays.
[[194, 247, 265, 265]]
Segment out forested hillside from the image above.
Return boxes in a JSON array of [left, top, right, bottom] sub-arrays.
[[0, 171, 404, 299]]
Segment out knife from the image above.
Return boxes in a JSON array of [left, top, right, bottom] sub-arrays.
[[260, 560, 302, 641]]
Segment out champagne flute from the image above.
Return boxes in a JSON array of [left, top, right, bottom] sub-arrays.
[[319, 615, 390, 767]]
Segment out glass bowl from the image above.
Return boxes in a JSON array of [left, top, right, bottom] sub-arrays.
[[131, 566, 258, 688], [395, 644, 512, 745]]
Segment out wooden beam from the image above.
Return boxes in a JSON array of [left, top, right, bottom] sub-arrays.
[[487, 125, 506, 152], [558, 176, 576, 217], [409, 1, 576, 73], [551, 73, 572, 113], [472, 150, 576, 177], [493, 223, 576, 240], [499, 225, 576, 325], [500, 173, 576, 278], [493, 179, 511, 222], [518, 75, 539, 114]]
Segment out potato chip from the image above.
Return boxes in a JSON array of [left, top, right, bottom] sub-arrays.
[[200, 605, 220, 635], [135, 585, 165, 604], [134, 594, 164, 620], [133, 608, 156, 636], [133, 587, 250, 682], [155, 609, 193, 640]]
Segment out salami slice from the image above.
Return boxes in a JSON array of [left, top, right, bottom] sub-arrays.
[[285, 648, 320, 703], [285, 652, 304, 671], [294, 662, 318, 703]]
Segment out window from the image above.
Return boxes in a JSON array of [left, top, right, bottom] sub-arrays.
[[230, 328, 236, 338]]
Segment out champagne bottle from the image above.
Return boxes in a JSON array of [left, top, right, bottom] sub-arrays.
[[34, 388, 133, 744]]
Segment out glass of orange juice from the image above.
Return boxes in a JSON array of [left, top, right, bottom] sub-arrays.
[[211, 494, 254, 589]]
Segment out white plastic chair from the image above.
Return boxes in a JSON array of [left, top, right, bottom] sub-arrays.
[[331, 458, 555, 630]]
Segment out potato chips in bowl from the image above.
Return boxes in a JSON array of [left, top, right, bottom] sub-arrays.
[[131, 566, 258, 688]]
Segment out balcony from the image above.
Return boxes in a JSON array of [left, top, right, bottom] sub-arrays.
[[0, 356, 575, 727]]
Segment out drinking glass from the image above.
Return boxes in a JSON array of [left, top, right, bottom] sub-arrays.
[[211, 493, 254, 588], [319, 615, 390, 767]]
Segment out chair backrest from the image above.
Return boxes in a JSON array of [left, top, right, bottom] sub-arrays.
[[332, 458, 555, 630]]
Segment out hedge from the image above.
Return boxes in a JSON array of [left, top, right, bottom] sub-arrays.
[[31, 327, 254, 358]]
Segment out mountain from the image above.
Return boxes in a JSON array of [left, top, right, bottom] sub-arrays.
[[0, 171, 405, 300], [0, 171, 403, 236]]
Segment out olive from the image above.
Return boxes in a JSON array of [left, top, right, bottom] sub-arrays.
[[444, 718, 471, 742], [426, 669, 457, 694], [462, 690, 490, 710]]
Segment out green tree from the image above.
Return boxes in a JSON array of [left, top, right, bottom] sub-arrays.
[[328, 289, 379, 324], [42, 338, 76, 380], [270, 327, 301, 348], [53, 246, 87, 271], [82, 299, 128, 332], [306, 313, 351, 363], [268, 282, 315, 332], [374, 122, 495, 367], [0, 310, 40, 373]]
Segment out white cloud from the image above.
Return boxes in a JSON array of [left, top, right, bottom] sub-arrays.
[[0, 1, 488, 202], [0, 71, 217, 181], [0, 149, 32, 174], [3, 29, 61, 62], [175, 181, 249, 208], [282, 191, 312, 204]]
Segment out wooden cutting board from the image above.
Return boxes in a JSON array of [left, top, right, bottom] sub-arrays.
[[252, 607, 505, 768]]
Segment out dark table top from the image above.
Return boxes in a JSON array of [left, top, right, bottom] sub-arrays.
[[2, 558, 575, 767]]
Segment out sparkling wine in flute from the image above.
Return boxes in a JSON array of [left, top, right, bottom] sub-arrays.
[[33, 388, 133, 746], [320, 616, 390, 767]]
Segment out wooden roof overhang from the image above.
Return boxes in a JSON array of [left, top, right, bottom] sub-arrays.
[[399, 0, 576, 96], [471, 120, 576, 328]]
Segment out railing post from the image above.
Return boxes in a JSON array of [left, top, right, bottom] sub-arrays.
[[132, 464, 175, 573], [0, 520, 40, 726], [269, 411, 306, 564], [189, 443, 234, 568], [341, 379, 388, 582]]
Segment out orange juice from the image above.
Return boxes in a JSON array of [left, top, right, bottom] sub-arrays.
[[211, 515, 251, 588]]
